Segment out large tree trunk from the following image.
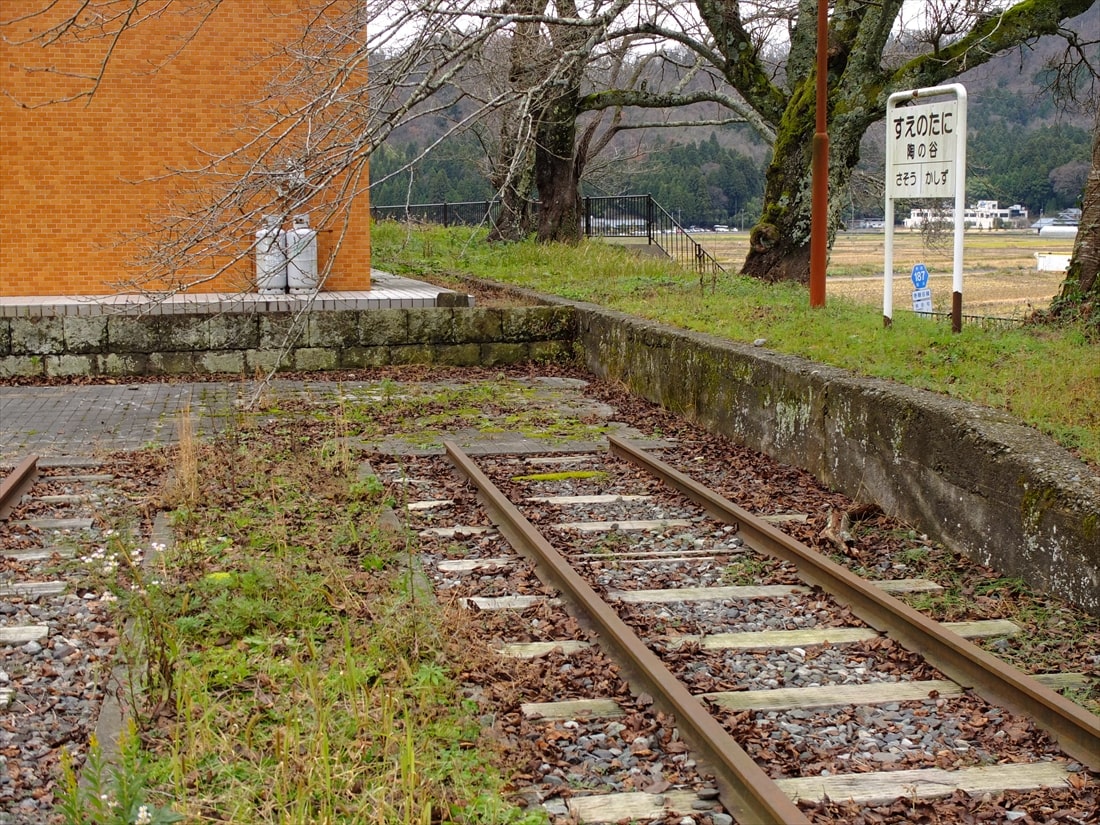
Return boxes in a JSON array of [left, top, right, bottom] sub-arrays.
[[487, 92, 537, 243], [1050, 116, 1100, 333], [488, 182, 536, 243], [535, 92, 583, 244], [487, 3, 542, 243], [741, 80, 864, 283], [487, 128, 536, 243], [743, 108, 814, 282]]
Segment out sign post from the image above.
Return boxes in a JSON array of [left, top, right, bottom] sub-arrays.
[[883, 84, 967, 332]]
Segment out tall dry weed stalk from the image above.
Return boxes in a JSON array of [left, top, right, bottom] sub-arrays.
[[169, 406, 199, 508], [322, 399, 354, 475], [334, 399, 353, 474]]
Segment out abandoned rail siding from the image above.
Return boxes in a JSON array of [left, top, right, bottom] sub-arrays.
[[1, 289, 1097, 617]]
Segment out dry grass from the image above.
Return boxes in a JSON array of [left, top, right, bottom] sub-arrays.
[[165, 406, 199, 508], [695, 230, 1075, 318]]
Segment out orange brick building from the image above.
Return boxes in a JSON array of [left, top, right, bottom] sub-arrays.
[[0, 1, 371, 297]]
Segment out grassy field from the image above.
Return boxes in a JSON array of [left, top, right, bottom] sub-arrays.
[[372, 222, 1098, 468], [691, 230, 1076, 318]]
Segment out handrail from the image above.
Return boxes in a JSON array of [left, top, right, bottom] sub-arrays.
[[644, 196, 727, 287]]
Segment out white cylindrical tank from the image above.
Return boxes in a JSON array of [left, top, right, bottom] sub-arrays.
[[255, 216, 287, 294], [286, 214, 320, 294]]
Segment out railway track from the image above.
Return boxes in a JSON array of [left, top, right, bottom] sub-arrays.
[[390, 438, 1100, 824], [2, 370, 1098, 823], [0, 453, 149, 819]]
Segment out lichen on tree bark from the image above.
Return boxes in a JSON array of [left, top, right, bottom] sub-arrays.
[[1050, 114, 1100, 334]]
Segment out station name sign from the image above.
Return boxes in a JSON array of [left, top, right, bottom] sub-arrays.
[[887, 98, 959, 199], [883, 84, 967, 331]]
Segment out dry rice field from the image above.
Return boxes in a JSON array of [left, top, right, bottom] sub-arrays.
[[699, 230, 1076, 318]]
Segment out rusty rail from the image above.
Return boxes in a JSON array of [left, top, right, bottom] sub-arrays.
[[607, 434, 1100, 771], [443, 440, 811, 825], [0, 455, 38, 521]]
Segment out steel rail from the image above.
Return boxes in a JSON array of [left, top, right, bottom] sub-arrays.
[[443, 440, 812, 825], [0, 455, 39, 521], [607, 435, 1100, 771]]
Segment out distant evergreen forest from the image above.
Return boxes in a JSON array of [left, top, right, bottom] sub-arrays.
[[369, 131, 767, 228], [967, 120, 1092, 219], [370, 59, 1093, 228]]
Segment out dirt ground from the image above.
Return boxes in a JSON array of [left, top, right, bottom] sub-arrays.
[[701, 230, 1075, 318], [827, 270, 1066, 317]]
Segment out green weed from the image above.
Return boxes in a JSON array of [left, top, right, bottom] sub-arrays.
[[510, 470, 608, 482], [591, 528, 634, 556], [109, 414, 534, 823], [58, 726, 183, 825], [904, 590, 971, 620], [722, 556, 771, 585]]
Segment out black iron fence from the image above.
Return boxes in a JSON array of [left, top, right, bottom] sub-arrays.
[[371, 200, 497, 228], [371, 195, 726, 281], [896, 310, 1028, 329]]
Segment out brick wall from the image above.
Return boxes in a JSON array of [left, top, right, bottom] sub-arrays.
[[0, 1, 370, 297]]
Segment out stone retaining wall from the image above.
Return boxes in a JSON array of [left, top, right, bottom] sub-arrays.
[[566, 300, 1100, 616], [460, 280, 1099, 617], [0, 306, 576, 377]]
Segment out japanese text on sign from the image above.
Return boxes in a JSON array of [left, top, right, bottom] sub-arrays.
[[912, 287, 933, 315], [888, 99, 958, 198]]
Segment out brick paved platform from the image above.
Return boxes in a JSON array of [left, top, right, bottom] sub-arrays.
[[1, 381, 268, 458], [0, 378, 637, 462], [0, 270, 478, 459]]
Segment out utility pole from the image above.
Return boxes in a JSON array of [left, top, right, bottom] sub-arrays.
[[810, 0, 829, 308]]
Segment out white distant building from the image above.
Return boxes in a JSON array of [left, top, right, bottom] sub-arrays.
[[903, 200, 1029, 230], [1031, 208, 1081, 235]]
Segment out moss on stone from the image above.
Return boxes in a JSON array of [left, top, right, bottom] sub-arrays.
[[510, 470, 608, 482]]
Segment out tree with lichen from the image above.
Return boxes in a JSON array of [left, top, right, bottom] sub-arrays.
[[474, 0, 604, 244], [483, 0, 758, 244], [1044, 26, 1099, 335], [1051, 119, 1100, 335], [684, 0, 1098, 283]]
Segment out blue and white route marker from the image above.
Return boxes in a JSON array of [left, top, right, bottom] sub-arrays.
[[911, 263, 930, 290]]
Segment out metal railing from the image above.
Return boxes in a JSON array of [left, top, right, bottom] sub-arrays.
[[896, 309, 1028, 329], [583, 195, 726, 285], [371, 195, 727, 283], [370, 200, 498, 228]]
